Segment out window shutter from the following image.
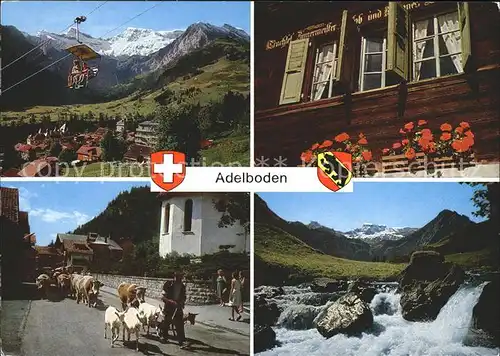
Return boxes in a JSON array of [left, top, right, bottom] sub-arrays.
[[458, 2, 471, 71], [336, 10, 360, 91], [387, 2, 410, 80], [279, 38, 309, 105]]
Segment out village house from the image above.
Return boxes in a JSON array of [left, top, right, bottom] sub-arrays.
[[76, 145, 102, 162], [254, 2, 500, 172], [54, 232, 123, 273], [158, 193, 249, 257], [34, 246, 64, 274], [123, 144, 151, 163], [116, 119, 125, 133], [135, 120, 158, 147], [0, 187, 37, 295]]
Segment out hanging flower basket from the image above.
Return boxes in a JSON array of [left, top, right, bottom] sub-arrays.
[[382, 120, 475, 174], [300, 132, 377, 177]]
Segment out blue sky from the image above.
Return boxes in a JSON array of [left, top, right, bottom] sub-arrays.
[[1, 1, 250, 37], [259, 183, 485, 232], [4, 181, 149, 246]]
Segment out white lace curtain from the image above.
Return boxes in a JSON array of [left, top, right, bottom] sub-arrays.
[[312, 44, 335, 101], [414, 20, 429, 80], [438, 13, 463, 73]]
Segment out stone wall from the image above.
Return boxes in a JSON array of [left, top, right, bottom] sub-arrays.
[[93, 273, 217, 305]]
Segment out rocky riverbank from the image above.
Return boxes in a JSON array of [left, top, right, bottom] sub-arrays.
[[254, 251, 500, 355]]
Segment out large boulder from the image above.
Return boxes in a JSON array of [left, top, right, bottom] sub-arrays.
[[254, 325, 277, 353], [254, 296, 280, 326], [315, 293, 373, 338], [277, 304, 321, 330], [347, 279, 377, 303], [310, 278, 348, 293], [465, 278, 500, 347], [254, 286, 285, 299], [399, 251, 465, 321]]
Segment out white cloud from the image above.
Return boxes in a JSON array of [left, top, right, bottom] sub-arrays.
[[18, 187, 38, 211], [30, 208, 90, 226]]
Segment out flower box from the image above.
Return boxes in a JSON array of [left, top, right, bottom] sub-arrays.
[[382, 152, 475, 174]]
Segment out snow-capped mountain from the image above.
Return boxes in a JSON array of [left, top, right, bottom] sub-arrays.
[[104, 28, 184, 57], [29, 23, 247, 58], [129, 22, 251, 73], [34, 27, 183, 57], [343, 223, 418, 241]]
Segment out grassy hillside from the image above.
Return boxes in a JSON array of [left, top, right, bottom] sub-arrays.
[[254, 222, 404, 285], [2, 56, 249, 124]]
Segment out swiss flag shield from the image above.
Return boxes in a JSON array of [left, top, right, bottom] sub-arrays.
[[150, 151, 186, 191], [317, 151, 353, 192]]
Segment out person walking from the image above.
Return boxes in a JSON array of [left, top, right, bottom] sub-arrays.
[[239, 270, 248, 305], [228, 271, 242, 321], [216, 269, 227, 306], [161, 271, 188, 349]]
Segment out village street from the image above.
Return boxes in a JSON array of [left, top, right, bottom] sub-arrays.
[[2, 285, 249, 356]]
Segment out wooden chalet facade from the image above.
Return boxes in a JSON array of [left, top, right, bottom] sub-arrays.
[[0, 187, 37, 296], [54, 232, 124, 273], [254, 2, 500, 168]]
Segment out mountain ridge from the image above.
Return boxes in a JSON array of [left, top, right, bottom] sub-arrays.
[[28, 23, 248, 58]]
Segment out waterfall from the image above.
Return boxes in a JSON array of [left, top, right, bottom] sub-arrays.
[[259, 283, 499, 356]]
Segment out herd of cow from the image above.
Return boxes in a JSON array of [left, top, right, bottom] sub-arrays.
[[35, 267, 102, 306], [34, 267, 198, 351]]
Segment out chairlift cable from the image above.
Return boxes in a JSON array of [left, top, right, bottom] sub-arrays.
[[2, 53, 72, 94], [1, 1, 160, 94], [1, 1, 109, 72]]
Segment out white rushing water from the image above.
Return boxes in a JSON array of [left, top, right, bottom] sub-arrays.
[[259, 284, 500, 356]]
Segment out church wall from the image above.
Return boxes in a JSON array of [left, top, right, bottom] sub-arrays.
[[201, 196, 247, 255], [159, 196, 203, 257]]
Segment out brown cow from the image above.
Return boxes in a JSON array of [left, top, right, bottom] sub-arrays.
[[117, 283, 147, 311], [77, 275, 103, 307], [36, 274, 56, 299], [57, 273, 71, 297], [70, 273, 84, 300]]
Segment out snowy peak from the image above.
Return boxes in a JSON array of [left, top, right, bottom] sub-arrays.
[[307, 221, 326, 230], [185, 22, 250, 42], [344, 223, 418, 241], [105, 27, 183, 57], [25, 22, 248, 58]]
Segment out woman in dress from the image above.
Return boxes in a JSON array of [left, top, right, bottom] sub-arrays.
[[228, 271, 242, 321], [216, 269, 227, 306]]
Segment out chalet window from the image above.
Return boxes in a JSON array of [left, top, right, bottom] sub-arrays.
[[279, 38, 309, 105], [276, 3, 472, 104], [183, 199, 193, 232], [359, 37, 387, 91], [413, 11, 463, 80], [311, 42, 338, 101], [163, 203, 170, 234]]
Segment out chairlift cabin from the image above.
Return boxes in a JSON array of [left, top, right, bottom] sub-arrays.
[[65, 16, 101, 89]]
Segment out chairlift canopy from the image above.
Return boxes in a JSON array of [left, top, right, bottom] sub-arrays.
[[65, 44, 101, 61]]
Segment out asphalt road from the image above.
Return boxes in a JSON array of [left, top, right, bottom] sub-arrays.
[[13, 290, 249, 356]]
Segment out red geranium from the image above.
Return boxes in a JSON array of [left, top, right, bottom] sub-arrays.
[[460, 122, 470, 129], [405, 148, 416, 160], [418, 120, 428, 126], [319, 140, 333, 148], [404, 122, 415, 131], [300, 132, 373, 168], [334, 133, 350, 143], [440, 132, 452, 141], [440, 123, 452, 132]]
